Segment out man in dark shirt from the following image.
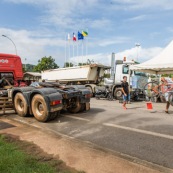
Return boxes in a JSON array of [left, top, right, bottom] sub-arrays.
[[121, 76, 130, 109]]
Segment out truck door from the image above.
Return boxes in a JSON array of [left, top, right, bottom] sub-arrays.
[[122, 65, 130, 82], [115, 64, 131, 84]]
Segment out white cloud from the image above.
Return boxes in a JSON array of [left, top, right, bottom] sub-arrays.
[[0, 28, 65, 65], [111, 0, 173, 10], [70, 46, 163, 66], [116, 47, 163, 63], [5, 0, 100, 30], [128, 15, 147, 21], [98, 37, 131, 47], [167, 27, 173, 33], [90, 18, 112, 29]]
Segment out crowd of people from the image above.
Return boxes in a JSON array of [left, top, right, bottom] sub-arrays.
[[121, 76, 173, 113]]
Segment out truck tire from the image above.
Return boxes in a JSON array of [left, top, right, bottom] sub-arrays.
[[114, 88, 122, 100], [31, 94, 50, 122], [67, 100, 82, 113], [48, 111, 60, 121], [80, 103, 86, 112], [14, 93, 28, 117]]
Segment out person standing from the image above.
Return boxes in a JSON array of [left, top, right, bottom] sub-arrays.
[[160, 77, 173, 114], [121, 76, 130, 109]]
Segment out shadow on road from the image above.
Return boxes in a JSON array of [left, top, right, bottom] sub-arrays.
[[60, 107, 105, 116], [48, 108, 106, 123], [88, 108, 105, 114]]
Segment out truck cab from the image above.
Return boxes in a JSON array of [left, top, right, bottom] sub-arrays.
[[104, 56, 148, 100], [0, 53, 24, 87]]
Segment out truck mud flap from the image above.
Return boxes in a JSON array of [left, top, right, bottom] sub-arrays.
[[85, 102, 90, 111]]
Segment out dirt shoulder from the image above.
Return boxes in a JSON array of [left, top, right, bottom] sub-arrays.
[[0, 134, 79, 173], [0, 117, 170, 173]]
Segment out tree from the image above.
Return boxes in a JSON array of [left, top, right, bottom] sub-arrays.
[[63, 62, 74, 67], [78, 63, 87, 66], [34, 56, 59, 72]]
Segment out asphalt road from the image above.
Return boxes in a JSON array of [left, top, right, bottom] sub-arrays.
[[5, 99, 173, 170]]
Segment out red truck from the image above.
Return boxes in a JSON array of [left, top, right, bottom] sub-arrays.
[[0, 53, 91, 122]]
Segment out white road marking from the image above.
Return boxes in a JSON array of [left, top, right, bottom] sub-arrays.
[[103, 123, 173, 140], [65, 115, 90, 122]]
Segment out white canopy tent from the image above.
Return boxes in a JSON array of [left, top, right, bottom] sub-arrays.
[[130, 40, 173, 74]]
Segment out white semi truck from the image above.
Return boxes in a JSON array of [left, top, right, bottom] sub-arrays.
[[42, 53, 148, 99], [42, 64, 110, 95], [105, 53, 148, 99]]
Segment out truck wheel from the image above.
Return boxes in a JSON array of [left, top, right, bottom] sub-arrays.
[[14, 93, 28, 117], [48, 111, 60, 121], [68, 101, 81, 113], [80, 103, 86, 112], [114, 88, 122, 100], [31, 94, 50, 122]]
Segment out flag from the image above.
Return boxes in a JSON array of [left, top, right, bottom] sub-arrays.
[[78, 31, 84, 40], [73, 33, 76, 41], [67, 33, 70, 41], [82, 31, 88, 37]]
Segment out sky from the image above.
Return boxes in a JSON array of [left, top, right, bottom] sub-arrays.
[[0, 0, 173, 67]]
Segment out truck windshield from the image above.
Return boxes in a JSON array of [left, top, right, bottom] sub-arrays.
[[134, 71, 147, 77], [123, 65, 129, 74]]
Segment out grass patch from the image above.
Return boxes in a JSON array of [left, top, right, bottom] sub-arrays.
[[0, 134, 84, 173]]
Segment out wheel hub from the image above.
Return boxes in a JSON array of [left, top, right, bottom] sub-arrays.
[[19, 100, 24, 109], [38, 103, 44, 112], [117, 91, 122, 97]]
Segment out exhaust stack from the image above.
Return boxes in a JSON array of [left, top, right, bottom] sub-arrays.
[[110, 53, 115, 82]]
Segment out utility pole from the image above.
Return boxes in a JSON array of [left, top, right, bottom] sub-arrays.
[[2, 35, 18, 55], [135, 43, 140, 62]]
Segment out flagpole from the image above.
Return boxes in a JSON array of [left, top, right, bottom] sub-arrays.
[[73, 41, 74, 58], [76, 39, 78, 65], [86, 28, 88, 59], [68, 39, 70, 68], [65, 35, 67, 68], [85, 36, 87, 58], [82, 40, 84, 65], [76, 41, 78, 66], [77, 39, 78, 66]]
